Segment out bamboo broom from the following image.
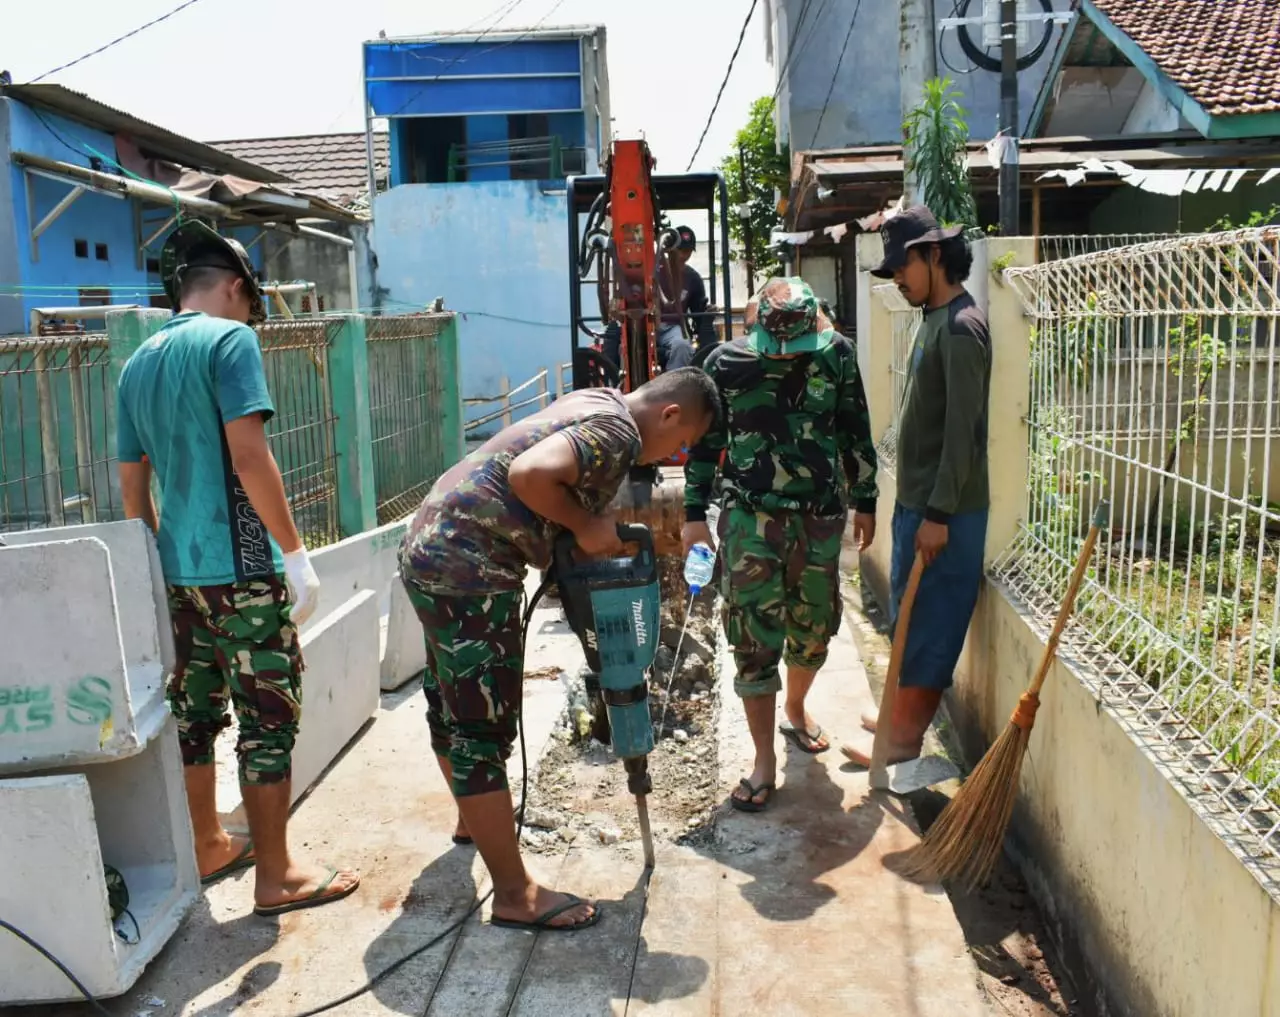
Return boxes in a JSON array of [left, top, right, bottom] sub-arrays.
[[900, 500, 1110, 890]]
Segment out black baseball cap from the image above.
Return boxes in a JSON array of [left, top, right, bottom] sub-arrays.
[[870, 205, 964, 278], [676, 226, 697, 250]]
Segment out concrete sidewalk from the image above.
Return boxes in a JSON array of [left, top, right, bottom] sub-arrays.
[[13, 589, 987, 1017]]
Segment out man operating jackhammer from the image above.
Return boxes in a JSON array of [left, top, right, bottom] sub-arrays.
[[840, 205, 992, 768], [683, 278, 878, 813], [397, 368, 719, 931], [116, 222, 360, 916]]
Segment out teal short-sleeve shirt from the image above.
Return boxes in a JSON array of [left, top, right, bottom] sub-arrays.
[[116, 311, 284, 585]]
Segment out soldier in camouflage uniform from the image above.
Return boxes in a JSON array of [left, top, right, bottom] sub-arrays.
[[117, 221, 359, 917], [400, 368, 719, 931], [684, 278, 878, 812]]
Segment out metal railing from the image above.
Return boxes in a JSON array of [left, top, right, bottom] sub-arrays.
[[257, 320, 342, 547], [0, 333, 118, 530], [870, 284, 921, 470], [366, 313, 453, 525], [463, 363, 572, 441], [1036, 233, 1178, 263], [1002, 228, 1280, 874]]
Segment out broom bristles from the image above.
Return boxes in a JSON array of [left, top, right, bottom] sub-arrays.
[[899, 717, 1034, 892]]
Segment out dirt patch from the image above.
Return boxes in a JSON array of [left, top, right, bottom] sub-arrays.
[[521, 556, 723, 854], [843, 568, 1096, 1017]]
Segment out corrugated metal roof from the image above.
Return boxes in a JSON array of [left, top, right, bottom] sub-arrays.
[[0, 83, 292, 183], [211, 133, 389, 208]]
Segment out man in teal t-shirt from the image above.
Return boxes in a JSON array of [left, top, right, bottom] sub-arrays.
[[116, 221, 358, 917]]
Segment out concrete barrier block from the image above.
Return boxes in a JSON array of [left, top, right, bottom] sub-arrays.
[[0, 716, 198, 1003], [1, 520, 171, 753], [380, 573, 427, 691], [0, 538, 164, 771], [223, 589, 381, 827], [303, 517, 409, 639]]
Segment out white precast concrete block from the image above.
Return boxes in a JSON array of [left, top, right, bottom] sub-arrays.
[[1, 521, 173, 769], [0, 717, 198, 1004], [303, 517, 409, 639], [0, 537, 168, 771], [223, 588, 381, 827], [381, 575, 427, 690], [1, 519, 174, 682]]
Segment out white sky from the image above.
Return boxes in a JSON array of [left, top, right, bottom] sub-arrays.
[[5, 0, 772, 173]]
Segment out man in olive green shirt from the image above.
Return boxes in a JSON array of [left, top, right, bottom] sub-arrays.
[[842, 205, 991, 768]]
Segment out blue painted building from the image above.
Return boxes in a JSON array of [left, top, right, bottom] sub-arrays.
[[0, 83, 366, 337], [363, 25, 611, 426]]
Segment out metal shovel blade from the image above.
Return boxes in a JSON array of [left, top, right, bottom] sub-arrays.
[[869, 754, 960, 795]]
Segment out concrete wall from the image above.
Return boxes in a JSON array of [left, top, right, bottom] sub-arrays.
[[765, 0, 1067, 149], [1, 98, 155, 336], [856, 234, 1280, 1017], [373, 180, 570, 422], [260, 220, 372, 314]]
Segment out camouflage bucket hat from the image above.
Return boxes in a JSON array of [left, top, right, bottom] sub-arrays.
[[746, 277, 834, 357], [160, 220, 266, 325]]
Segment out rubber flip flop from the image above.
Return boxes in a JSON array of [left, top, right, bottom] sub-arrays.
[[200, 839, 256, 886], [253, 869, 360, 917], [490, 894, 601, 933], [730, 778, 775, 813], [779, 723, 830, 754], [452, 834, 474, 846]]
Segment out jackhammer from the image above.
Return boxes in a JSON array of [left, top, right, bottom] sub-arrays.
[[553, 524, 660, 868]]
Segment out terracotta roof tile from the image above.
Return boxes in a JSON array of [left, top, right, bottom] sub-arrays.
[[209, 132, 390, 208], [1091, 0, 1280, 117]]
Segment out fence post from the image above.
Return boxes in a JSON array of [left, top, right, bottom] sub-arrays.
[[856, 234, 895, 444], [436, 314, 466, 465], [328, 315, 378, 537], [980, 237, 1034, 563], [501, 375, 512, 429], [105, 308, 169, 463]]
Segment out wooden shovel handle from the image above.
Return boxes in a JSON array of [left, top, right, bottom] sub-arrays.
[[869, 551, 926, 776], [1026, 500, 1111, 698]]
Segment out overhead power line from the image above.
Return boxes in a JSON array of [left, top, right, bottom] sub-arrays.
[[685, 0, 760, 172], [809, 0, 864, 149], [28, 0, 208, 84], [768, 0, 827, 106]]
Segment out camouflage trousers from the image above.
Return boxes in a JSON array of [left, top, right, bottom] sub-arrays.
[[166, 577, 304, 785], [718, 505, 846, 698], [401, 578, 525, 798]]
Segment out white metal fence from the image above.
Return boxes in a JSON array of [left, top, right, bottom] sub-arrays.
[[1002, 227, 1280, 873]]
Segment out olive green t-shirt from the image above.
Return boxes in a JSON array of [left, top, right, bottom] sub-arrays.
[[895, 291, 991, 521]]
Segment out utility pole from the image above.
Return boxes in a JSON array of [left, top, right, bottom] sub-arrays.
[[738, 142, 756, 297], [899, 0, 937, 205], [998, 0, 1021, 235]]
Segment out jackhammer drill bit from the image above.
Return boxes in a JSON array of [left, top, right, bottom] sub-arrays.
[[625, 757, 655, 869]]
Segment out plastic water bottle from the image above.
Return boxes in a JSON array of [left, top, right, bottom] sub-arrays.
[[684, 543, 716, 596]]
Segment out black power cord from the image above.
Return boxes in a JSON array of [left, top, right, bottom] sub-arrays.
[[0, 577, 553, 1017]]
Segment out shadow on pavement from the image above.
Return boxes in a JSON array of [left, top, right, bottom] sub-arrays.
[[696, 746, 886, 923], [363, 844, 481, 1015]]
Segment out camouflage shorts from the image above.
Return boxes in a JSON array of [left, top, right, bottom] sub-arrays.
[[719, 505, 846, 697], [401, 578, 525, 798], [166, 577, 303, 785]]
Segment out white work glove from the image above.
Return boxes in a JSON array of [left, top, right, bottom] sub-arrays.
[[282, 546, 321, 627]]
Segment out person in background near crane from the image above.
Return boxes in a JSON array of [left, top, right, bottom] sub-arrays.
[[398, 368, 720, 931], [683, 278, 878, 812], [603, 225, 718, 372], [116, 222, 360, 917], [840, 205, 992, 769]]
